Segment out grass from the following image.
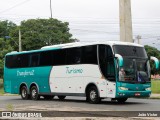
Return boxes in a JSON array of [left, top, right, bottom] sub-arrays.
[[0, 79, 4, 95], [151, 80, 160, 94]]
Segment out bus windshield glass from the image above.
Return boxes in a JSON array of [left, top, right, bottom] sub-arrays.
[[113, 45, 148, 58], [114, 45, 150, 83]]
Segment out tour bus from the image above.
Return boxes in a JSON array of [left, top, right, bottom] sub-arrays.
[[3, 41, 159, 103]]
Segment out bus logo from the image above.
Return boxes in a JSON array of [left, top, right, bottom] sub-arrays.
[[17, 70, 35, 77], [66, 67, 83, 74]]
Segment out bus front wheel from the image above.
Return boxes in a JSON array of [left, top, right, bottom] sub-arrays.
[[20, 86, 29, 100], [58, 96, 66, 100], [86, 86, 100, 104], [117, 98, 128, 103], [30, 86, 40, 100]]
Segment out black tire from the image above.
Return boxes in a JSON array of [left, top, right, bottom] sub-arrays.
[[20, 86, 29, 100], [58, 96, 66, 100], [86, 86, 100, 104], [30, 86, 40, 100], [117, 98, 128, 103], [44, 95, 54, 100]]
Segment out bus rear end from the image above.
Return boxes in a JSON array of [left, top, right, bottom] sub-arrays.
[[4, 53, 19, 94], [3, 56, 12, 94]]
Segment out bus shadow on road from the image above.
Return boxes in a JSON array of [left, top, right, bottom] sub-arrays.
[[11, 96, 147, 105], [100, 100, 146, 105], [40, 97, 146, 105]]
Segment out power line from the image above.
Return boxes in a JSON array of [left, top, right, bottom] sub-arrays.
[[0, 0, 30, 14], [71, 28, 119, 35]]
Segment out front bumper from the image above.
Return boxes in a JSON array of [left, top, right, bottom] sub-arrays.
[[116, 90, 151, 98]]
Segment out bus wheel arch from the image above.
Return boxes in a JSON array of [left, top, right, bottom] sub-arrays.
[[58, 96, 66, 100], [85, 83, 101, 104], [30, 83, 40, 100], [19, 83, 29, 100]]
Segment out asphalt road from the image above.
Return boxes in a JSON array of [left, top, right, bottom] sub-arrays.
[[0, 96, 160, 112]]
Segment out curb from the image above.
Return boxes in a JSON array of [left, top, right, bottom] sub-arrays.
[[149, 94, 160, 99]]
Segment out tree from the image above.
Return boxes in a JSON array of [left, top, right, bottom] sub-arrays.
[[0, 18, 75, 77], [0, 20, 16, 38], [0, 20, 16, 78], [10, 18, 74, 51]]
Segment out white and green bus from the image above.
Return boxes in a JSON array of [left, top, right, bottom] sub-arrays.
[[3, 41, 159, 103]]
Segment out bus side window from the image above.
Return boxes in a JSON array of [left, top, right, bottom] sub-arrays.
[[6, 55, 18, 68], [66, 47, 81, 65], [40, 51, 52, 66], [52, 49, 66, 66], [18, 54, 29, 68], [82, 45, 97, 64], [30, 54, 40, 67]]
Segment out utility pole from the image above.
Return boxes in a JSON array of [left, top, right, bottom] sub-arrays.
[[119, 0, 133, 42], [19, 29, 22, 52], [136, 35, 141, 44], [50, 0, 53, 18]]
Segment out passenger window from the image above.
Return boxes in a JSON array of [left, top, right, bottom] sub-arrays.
[[67, 47, 81, 64], [6, 54, 29, 68], [52, 49, 66, 65], [40, 51, 52, 66], [18, 54, 29, 68], [6, 55, 18, 68], [82, 45, 97, 64], [30, 54, 40, 67]]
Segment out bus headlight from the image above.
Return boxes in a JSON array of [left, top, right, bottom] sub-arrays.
[[145, 87, 151, 91], [119, 87, 128, 90]]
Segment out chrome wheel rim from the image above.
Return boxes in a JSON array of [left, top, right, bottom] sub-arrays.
[[90, 90, 96, 101], [32, 89, 37, 98], [22, 89, 27, 98]]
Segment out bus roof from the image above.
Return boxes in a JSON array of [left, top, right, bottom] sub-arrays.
[[6, 41, 143, 56], [41, 41, 143, 49]]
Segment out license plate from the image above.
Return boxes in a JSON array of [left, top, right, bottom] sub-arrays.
[[135, 93, 140, 96]]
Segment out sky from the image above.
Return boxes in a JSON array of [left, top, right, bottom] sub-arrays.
[[0, 0, 160, 22], [0, 0, 160, 48]]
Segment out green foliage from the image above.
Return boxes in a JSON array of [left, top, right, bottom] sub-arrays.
[[0, 18, 75, 78], [145, 45, 160, 58], [0, 21, 16, 78], [0, 20, 16, 38], [10, 18, 74, 51]]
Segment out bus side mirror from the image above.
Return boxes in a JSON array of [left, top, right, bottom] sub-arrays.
[[115, 54, 123, 67], [150, 56, 159, 70]]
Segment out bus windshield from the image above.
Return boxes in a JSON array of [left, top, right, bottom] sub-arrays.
[[119, 58, 150, 83], [114, 45, 150, 83]]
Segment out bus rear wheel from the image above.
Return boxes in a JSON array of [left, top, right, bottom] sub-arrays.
[[117, 98, 128, 103], [86, 86, 100, 104], [58, 96, 66, 100], [30, 86, 40, 100], [20, 86, 29, 100]]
